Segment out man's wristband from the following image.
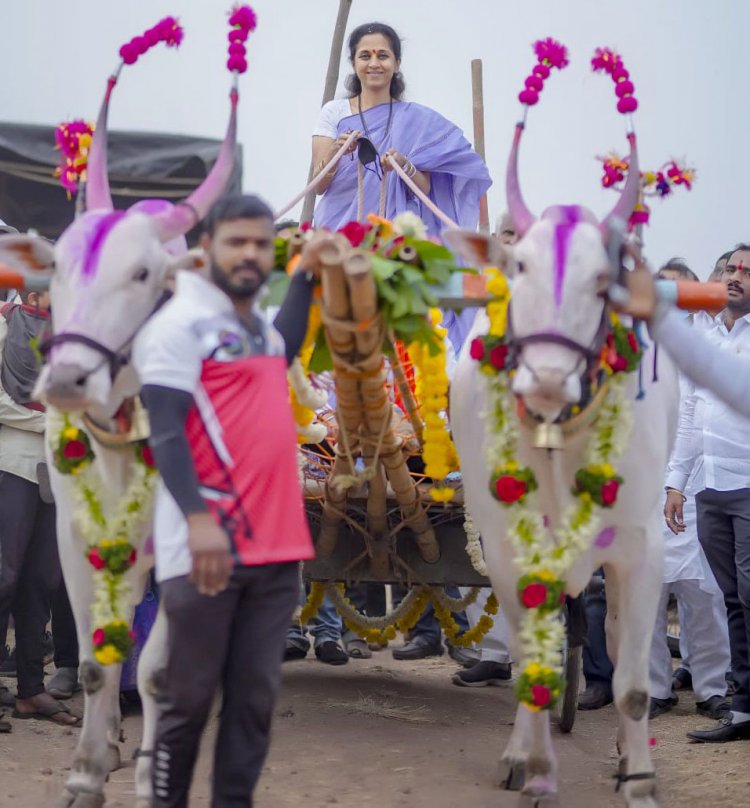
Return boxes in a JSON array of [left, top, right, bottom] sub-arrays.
[[664, 486, 686, 502]]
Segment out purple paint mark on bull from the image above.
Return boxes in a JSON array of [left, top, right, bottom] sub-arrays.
[[82, 210, 125, 279], [594, 526, 616, 548], [552, 206, 583, 307]]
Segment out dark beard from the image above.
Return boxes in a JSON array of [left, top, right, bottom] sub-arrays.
[[210, 259, 266, 300]]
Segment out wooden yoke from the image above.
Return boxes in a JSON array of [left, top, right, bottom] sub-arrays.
[[316, 244, 440, 570]]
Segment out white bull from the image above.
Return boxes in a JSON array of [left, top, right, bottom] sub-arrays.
[[0, 48, 238, 808], [448, 82, 678, 807]]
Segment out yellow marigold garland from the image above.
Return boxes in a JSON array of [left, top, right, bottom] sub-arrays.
[[289, 301, 326, 443], [408, 309, 459, 501], [299, 582, 498, 648]]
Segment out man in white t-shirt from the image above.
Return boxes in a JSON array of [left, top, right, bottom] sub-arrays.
[[133, 194, 334, 806]]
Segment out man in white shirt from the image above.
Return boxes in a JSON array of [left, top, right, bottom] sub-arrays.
[[664, 244, 750, 742], [650, 260, 731, 721]]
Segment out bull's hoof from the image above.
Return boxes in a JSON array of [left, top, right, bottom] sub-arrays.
[[497, 758, 526, 791], [519, 790, 561, 808], [54, 790, 105, 808]]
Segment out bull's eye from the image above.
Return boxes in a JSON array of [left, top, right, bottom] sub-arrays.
[[516, 261, 525, 274], [133, 267, 150, 283]]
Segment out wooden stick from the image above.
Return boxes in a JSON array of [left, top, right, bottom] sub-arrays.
[[344, 252, 381, 357], [471, 59, 490, 233], [300, 0, 353, 224]]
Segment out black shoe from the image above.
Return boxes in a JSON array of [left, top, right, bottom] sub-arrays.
[[0, 686, 15, 708], [447, 643, 480, 669], [0, 711, 11, 734], [452, 661, 512, 687], [315, 641, 349, 666], [687, 715, 750, 743], [672, 667, 693, 691], [283, 641, 309, 662], [0, 647, 16, 678], [392, 637, 444, 661], [577, 683, 613, 711], [696, 695, 731, 720], [649, 693, 678, 719]]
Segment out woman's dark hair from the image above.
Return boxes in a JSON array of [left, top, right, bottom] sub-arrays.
[[344, 22, 405, 100]]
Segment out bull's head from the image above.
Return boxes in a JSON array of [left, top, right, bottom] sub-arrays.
[[0, 15, 242, 414], [450, 41, 641, 422]]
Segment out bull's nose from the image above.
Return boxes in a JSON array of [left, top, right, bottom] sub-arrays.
[[44, 363, 89, 404], [512, 366, 581, 404]]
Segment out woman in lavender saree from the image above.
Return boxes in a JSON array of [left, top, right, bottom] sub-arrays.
[[312, 22, 491, 234]]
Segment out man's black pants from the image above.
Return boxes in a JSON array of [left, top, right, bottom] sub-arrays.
[[152, 562, 299, 808], [0, 471, 59, 699], [696, 487, 750, 713]]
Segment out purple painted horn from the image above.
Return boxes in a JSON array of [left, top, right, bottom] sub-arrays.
[[600, 131, 639, 235], [85, 76, 117, 212], [86, 16, 185, 212], [505, 123, 536, 237], [154, 89, 238, 243]]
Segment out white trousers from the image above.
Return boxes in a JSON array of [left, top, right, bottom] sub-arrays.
[[462, 587, 512, 663], [649, 578, 730, 701]]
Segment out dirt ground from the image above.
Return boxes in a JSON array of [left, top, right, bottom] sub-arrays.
[[1, 651, 748, 808]]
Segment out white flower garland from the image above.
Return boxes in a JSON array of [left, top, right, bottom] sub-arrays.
[[463, 512, 488, 576], [288, 358, 328, 444], [482, 367, 633, 705]]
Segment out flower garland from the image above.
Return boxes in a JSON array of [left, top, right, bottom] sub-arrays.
[[54, 120, 95, 198], [52, 414, 157, 665], [289, 300, 327, 444], [472, 272, 639, 711], [463, 511, 488, 576], [408, 309, 459, 502], [300, 581, 498, 648]]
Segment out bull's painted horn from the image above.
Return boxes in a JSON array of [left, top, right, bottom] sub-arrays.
[[86, 16, 184, 212], [506, 38, 570, 237], [600, 130, 639, 236], [591, 48, 641, 236], [154, 5, 257, 241], [154, 86, 238, 242], [506, 123, 536, 237]]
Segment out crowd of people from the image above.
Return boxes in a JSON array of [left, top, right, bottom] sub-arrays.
[[0, 17, 748, 808]]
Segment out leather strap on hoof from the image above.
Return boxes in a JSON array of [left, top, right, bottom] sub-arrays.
[[613, 771, 656, 793]]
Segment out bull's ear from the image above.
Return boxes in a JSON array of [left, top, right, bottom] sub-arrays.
[[0, 234, 55, 291], [442, 229, 508, 270], [163, 248, 207, 287]]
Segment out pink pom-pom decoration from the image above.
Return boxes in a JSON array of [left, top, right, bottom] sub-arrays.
[[518, 89, 540, 105], [517, 37, 569, 107], [534, 37, 569, 69], [226, 5, 257, 74], [592, 47, 638, 116], [227, 55, 248, 73], [525, 75, 544, 91], [229, 5, 257, 32], [117, 15, 184, 67], [615, 80, 635, 98]]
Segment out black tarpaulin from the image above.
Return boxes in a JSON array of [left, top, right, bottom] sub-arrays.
[[0, 121, 243, 243]]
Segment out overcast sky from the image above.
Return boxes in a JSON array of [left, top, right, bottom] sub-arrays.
[[2, 0, 748, 276]]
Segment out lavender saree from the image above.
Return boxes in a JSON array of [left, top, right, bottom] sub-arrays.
[[313, 101, 492, 236]]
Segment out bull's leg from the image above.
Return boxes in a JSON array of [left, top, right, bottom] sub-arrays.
[[497, 704, 532, 791], [519, 709, 560, 807], [134, 603, 168, 807], [608, 532, 662, 808]]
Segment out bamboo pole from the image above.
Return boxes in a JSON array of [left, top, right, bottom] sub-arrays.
[[300, 0, 353, 224], [471, 59, 490, 233]]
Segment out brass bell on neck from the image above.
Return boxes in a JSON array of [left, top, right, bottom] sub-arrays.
[[533, 422, 564, 450]]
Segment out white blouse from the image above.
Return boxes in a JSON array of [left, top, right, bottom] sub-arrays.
[[312, 98, 354, 138]]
